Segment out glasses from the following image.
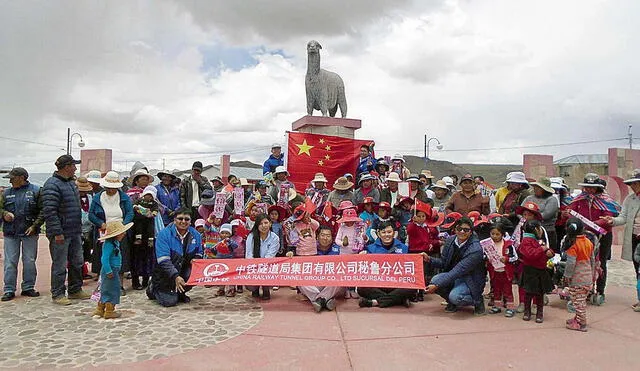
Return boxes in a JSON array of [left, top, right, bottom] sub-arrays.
[[456, 227, 471, 233], [175, 217, 191, 222]]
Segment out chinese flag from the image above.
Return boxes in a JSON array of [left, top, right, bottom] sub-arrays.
[[286, 132, 374, 192]]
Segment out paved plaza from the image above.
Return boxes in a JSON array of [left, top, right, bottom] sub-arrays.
[[0, 238, 638, 371]]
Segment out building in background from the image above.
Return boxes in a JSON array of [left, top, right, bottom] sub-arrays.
[[554, 154, 608, 189]]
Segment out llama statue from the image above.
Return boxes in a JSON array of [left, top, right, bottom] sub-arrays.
[[305, 40, 347, 118]]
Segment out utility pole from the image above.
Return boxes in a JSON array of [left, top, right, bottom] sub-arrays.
[[629, 124, 633, 149], [162, 158, 166, 171], [66, 128, 70, 155], [424, 134, 427, 158]]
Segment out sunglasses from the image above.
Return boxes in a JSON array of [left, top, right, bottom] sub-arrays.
[[175, 217, 191, 222], [456, 227, 471, 233]]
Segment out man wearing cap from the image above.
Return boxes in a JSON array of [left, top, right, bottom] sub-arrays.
[[328, 177, 354, 208], [263, 143, 284, 175], [355, 144, 375, 180], [496, 172, 531, 218], [445, 174, 490, 216], [180, 161, 211, 225], [568, 173, 620, 303], [0, 168, 44, 301], [42, 155, 91, 305], [155, 171, 181, 226], [305, 173, 330, 214], [354, 174, 381, 205]]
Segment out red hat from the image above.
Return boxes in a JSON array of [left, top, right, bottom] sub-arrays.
[[375, 201, 392, 212], [515, 201, 542, 221], [358, 196, 378, 213], [442, 212, 463, 229], [467, 211, 488, 228], [487, 212, 502, 221], [337, 208, 362, 224], [399, 196, 414, 205], [293, 204, 308, 221], [370, 170, 380, 177], [267, 204, 290, 223], [427, 211, 445, 228], [413, 199, 432, 216]]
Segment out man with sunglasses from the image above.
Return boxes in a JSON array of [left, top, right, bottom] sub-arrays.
[[147, 208, 203, 307], [423, 217, 487, 315]]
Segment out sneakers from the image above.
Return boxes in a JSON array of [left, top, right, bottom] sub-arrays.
[[474, 301, 486, 316], [633, 302, 640, 312], [1, 292, 15, 301], [504, 309, 516, 318], [489, 307, 502, 314], [325, 298, 336, 311], [53, 296, 72, 305], [444, 303, 457, 313], [21, 290, 40, 297], [516, 303, 525, 313], [68, 290, 91, 300], [312, 299, 323, 313], [566, 318, 587, 332], [358, 298, 372, 308]]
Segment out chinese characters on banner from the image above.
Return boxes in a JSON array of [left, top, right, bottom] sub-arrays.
[[233, 187, 244, 215], [480, 238, 505, 271], [188, 254, 425, 289], [212, 192, 226, 219]]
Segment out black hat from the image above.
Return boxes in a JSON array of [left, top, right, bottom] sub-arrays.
[[55, 155, 81, 169], [3, 167, 28, 179], [192, 161, 203, 171]]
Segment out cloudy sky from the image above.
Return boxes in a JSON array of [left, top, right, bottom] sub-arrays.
[[1, 0, 638, 173]]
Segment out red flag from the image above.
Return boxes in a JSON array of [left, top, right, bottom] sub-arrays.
[[304, 196, 317, 215], [322, 201, 333, 220], [286, 132, 374, 192]]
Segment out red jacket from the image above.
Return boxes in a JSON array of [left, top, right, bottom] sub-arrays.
[[567, 198, 614, 233], [518, 236, 549, 270], [407, 222, 441, 254]]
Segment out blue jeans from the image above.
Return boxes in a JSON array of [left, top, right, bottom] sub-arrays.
[[436, 276, 474, 307], [48, 234, 83, 298], [3, 235, 38, 293]]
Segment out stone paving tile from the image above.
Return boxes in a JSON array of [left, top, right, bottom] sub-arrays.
[[0, 287, 262, 369]]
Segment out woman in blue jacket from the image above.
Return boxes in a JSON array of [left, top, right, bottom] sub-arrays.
[[357, 220, 416, 308], [155, 171, 181, 226]]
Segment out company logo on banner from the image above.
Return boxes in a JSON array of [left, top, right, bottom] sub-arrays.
[[188, 254, 425, 289]]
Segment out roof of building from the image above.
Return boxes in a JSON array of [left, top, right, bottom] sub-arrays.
[[554, 154, 608, 165]]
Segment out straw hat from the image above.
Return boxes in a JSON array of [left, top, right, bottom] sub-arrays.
[[333, 177, 354, 191], [132, 169, 154, 185], [431, 179, 449, 190], [85, 170, 102, 184], [98, 220, 134, 241], [421, 170, 435, 179], [530, 177, 555, 194], [386, 172, 401, 182], [239, 178, 251, 187], [100, 171, 123, 189], [312, 172, 328, 183], [75, 177, 93, 192]]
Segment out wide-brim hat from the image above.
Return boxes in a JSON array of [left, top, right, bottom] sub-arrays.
[[75, 177, 93, 192], [312, 172, 328, 183], [406, 175, 421, 183], [432, 179, 449, 190], [338, 200, 356, 211], [515, 201, 543, 220], [375, 201, 392, 212], [442, 176, 455, 187], [386, 172, 401, 182], [157, 171, 176, 180], [333, 177, 354, 190], [239, 178, 251, 187], [85, 170, 102, 184], [530, 177, 555, 194], [442, 212, 463, 229], [98, 221, 134, 241], [577, 173, 605, 188], [100, 171, 124, 189], [391, 153, 404, 162], [274, 166, 289, 176], [549, 177, 568, 190], [358, 197, 378, 213], [132, 169, 154, 185], [426, 211, 445, 228], [624, 169, 640, 184], [337, 208, 362, 223], [504, 171, 529, 187], [421, 170, 435, 179], [358, 174, 375, 184], [267, 204, 290, 223]]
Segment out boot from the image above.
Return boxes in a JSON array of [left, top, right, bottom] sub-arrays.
[[141, 276, 149, 288], [535, 303, 544, 323], [523, 300, 532, 321], [132, 275, 142, 290], [104, 303, 121, 319], [93, 302, 105, 317]]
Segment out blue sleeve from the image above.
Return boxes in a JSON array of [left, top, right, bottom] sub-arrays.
[[88, 193, 104, 227], [262, 159, 271, 175], [245, 234, 254, 258], [431, 242, 484, 289], [155, 229, 179, 279], [265, 233, 279, 258], [193, 232, 203, 258], [42, 181, 63, 236], [101, 241, 114, 275], [121, 192, 134, 224]]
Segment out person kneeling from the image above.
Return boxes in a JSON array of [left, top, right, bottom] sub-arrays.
[[146, 209, 203, 307], [423, 217, 487, 315], [357, 221, 416, 308], [295, 226, 345, 312]]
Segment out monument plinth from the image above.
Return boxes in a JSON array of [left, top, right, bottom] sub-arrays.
[[292, 115, 361, 139]]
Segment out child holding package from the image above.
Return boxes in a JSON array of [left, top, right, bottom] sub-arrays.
[[93, 221, 133, 319], [213, 223, 238, 297], [483, 222, 518, 317], [562, 218, 595, 332]]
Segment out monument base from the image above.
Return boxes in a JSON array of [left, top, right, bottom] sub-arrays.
[[292, 115, 361, 139]]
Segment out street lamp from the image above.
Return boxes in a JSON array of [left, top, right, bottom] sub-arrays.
[[426, 137, 443, 159], [66, 128, 85, 155]]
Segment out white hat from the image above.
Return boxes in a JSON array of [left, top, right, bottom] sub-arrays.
[[132, 169, 154, 185], [239, 178, 251, 187], [141, 185, 157, 199], [624, 169, 640, 184], [392, 153, 404, 162], [358, 174, 375, 184], [85, 170, 102, 184], [504, 171, 529, 185], [442, 176, 455, 187], [100, 171, 124, 189], [432, 179, 449, 190], [312, 173, 328, 183], [386, 172, 401, 182], [271, 143, 282, 149], [274, 166, 289, 176], [550, 177, 567, 190], [220, 223, 232, 234]]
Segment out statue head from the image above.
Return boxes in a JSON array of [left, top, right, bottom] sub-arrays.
[[307, 40, 322, 54]]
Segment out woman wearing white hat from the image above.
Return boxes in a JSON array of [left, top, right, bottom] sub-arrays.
[[305, 173, 330, 214], [126, 169, 154, 204], [89, 171, 134, 293]]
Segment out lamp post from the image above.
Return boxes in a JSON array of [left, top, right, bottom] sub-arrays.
[[426, 137, 443, 159], [66, 128, 85, 155]]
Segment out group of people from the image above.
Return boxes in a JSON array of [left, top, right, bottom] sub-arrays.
[[1, 148, 639, 333]]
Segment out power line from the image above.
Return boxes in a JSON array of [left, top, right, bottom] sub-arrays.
[[0, 135, 64, 150]]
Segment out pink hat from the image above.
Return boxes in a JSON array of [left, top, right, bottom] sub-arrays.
[[337, 208, 362, 224], [195, 219, 206, 228]]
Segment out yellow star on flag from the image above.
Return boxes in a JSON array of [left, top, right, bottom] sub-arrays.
[[296, 139, 314, 156], [325, 145, 331, 151], [319, 138, 325, 144], [325, 154, 330, 160], [318, 160, 324, 166]]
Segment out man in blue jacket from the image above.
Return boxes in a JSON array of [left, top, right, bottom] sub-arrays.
[[0, 168, 44, 301], [42, 155, 91, 305], [424, 217, 486, 315], [262, 143, 284, 175], [147, 208, 203, 307]]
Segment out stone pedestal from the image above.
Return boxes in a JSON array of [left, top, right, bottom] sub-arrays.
[[292, 115, 361, 139], [80, 149, 112, 173]]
